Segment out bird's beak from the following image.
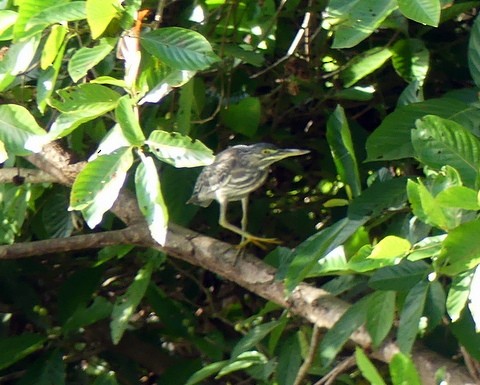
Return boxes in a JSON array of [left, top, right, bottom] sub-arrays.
[[270, 148, 310, 161]]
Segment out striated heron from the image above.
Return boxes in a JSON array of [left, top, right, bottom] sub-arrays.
[[187, 143, 309, 247]]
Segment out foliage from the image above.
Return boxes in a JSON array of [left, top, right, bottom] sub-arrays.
[[1, 0, 480, 384]]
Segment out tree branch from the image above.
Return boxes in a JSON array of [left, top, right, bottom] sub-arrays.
[[12, 142, 477, 385]]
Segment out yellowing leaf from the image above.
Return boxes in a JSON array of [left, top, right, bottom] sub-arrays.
[[369, 236, 411, 259]]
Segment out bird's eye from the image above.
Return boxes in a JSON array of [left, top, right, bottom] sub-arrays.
[[261, 149, 274, 154]]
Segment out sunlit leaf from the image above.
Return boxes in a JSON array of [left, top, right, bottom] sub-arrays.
[[366, 98, 480, 161], [146, 130, 214, 168], [115, 95, 145, 145], [412, 115, 480, 188], [86, 0, 119, 39], [326, 105, 361, 197], [69, 147, 133, 228], [355, 347, 387, 385], [447, 270, 474, 322], [135, 155, 169, 246], [68, 38, 116, 82], [389, 352, 422, 385], [41, 24, 67, 70], [0, 104, 46, 155], [325, 0, 397, 48], [369, 236, 411, 260], [341, 47, 392, 87], [140, 27, 220, 70], [397, 0, 440, 26]]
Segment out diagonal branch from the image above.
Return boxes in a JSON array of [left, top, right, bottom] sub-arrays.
[[13, 142, 477, 385]]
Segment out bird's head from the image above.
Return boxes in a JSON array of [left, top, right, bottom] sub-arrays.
[[240, 143, 310, 169]]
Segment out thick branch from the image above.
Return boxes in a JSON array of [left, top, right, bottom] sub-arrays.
[[14, 142, 478, 385]]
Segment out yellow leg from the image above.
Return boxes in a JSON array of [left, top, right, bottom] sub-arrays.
[[218, 198, 281, 250]]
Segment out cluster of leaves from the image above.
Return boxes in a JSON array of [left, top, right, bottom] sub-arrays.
[[1, 0, 480, 384]]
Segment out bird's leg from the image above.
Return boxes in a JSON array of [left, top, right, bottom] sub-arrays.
[[240, 197, 249, 244], [220, 197, 281, 251]]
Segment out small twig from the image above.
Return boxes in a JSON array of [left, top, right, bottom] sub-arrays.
[[152, 0, 167, 29], [251, 8, 312, 79], [313, 355, 356, 385], [293, 324, 322, 385]]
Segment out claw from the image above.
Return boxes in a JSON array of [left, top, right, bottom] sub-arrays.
[[236, 235, 282, 250]]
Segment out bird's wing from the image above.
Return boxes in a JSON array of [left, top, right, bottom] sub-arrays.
[[188, 153, 236, 205]]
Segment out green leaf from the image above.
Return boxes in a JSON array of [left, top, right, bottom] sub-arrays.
[[40, 24, 67, 70], [390, 39, 429, 83], [0, 33, 41, 91], [115, 95, 145, 145], [231, 320, 282, 358], [146, 130, 214, 168], [220, 97, 261, 138], [424, 280, 446, 331], [341, 47, 392, 87], [397, 280, 428, 353], [325, 0, 397, 49], [355, 347, 387, 385], [366, 291, 396, 348], [389, 352, 422, 385], [412, 115, 480, 188], [0, 10, 18, 41], [86, 0, 119, 39], [218, 351, 268, 377], [397, 0, 440, 26], [285, 218, 365, 292], [326, 105, 361, 197], [438, 218, 480, 275], [27, 1, 87, 28], [407, 179, 449, 230], [69, 147, 133, 228], [176, 78, 194, 135], [348, 177, 408, 220], [135, 155, 169, 245], [51, 83, 121, 113], [366, 97, 480, 161], [68, 38, 116, 82], [110, 261, 154, 344], [0, 140, 7, 163], [185, 361, 229, 385], [447, 270, 474, 322], [469, 13, 480, 88], [57, 266, 104, 324], [18, 350, 66, 385], [369, 236, 411, 260], [468, 266, 480, 332], [0, 333, 46, 370], [140, 27, 220, 70], [408, 235, 445, 262], [13, 0, 58, 40], [318, 296, 368, 366], [368, 260, 430, 291], [62, 296, 112, 333], [49, 84, 121, 138], [37, 32, 69, 113], [450, 308, 480, 361], [277, 334, 302, 385], [0, 104, 46, 156], [435, 186, 480, 210]]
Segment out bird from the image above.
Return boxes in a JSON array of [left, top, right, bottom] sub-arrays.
[[187, 143, 310, 248]]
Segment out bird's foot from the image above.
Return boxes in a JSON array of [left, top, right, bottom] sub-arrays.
[[236, 235, 282, 250]]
